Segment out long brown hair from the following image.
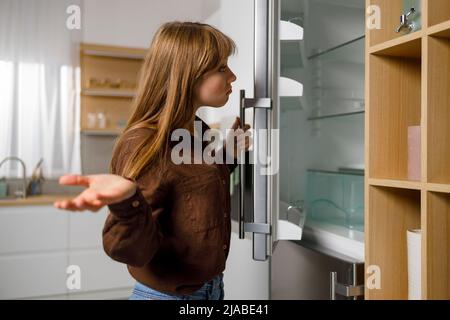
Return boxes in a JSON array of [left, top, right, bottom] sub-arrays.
[[111, 22, 236, 179]]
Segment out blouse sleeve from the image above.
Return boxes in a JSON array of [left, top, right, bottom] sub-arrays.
[[102, 130, 168, 268]]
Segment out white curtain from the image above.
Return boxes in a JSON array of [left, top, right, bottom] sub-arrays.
[[0, 0, 82, 178]]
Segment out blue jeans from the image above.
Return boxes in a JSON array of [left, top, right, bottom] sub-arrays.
[[129, 274, 224, 300]]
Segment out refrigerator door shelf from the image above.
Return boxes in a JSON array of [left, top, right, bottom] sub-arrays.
[[277, 219, 303, 240], [279, 77, 303, 97], [280, 20, 304, 41], [299, 219, 364, 263]]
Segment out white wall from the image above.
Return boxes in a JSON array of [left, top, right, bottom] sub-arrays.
[[82, 0, 217, 48]]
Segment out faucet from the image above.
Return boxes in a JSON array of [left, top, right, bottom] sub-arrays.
[[0, 157, 27, 198], [396, 8, 416, 33]]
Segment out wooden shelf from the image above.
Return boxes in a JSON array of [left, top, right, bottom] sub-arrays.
[[427, 20, 450, 38], [427, 36, 450, 184], [81, 89, 136, 98], [366, 186, 421, 299], [81, 43, 146, 60], [427, 183, 450, 194], [368, 178, 422, 190], [81, 130, 121, 136], [425, 192, 450, 299], [369, 31, 422, 58]]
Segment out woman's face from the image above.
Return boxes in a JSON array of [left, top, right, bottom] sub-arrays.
[[194, 59, 237, 108]]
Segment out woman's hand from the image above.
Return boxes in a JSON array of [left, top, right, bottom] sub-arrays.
[[54, 174, 137, 212], [225, 117, 252, 159]]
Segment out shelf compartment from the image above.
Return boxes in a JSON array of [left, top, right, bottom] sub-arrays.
[[369, 32, 422, 58], [368, 0, 421, 47], [425, 192, 450, 299], [308, 86, 365, 120], [369, 178, 422, 190], [427, 36, 450, 184], [80, 55, 142, 91], [80, 96, 132, 133], [366, 186, 421, 299], [427, 0, 450, 27], [368, 52, 421, 181]]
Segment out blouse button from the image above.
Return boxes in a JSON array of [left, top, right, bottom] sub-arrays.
[[132, 200, 140, 208], [223, 245, 227, 250], [222, 179, 226, 185]]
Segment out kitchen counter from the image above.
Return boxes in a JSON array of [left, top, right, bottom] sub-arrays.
[[0, 194, 78, 207]]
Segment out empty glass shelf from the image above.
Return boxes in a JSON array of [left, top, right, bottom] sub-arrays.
[[308, 35, 365, 64], [307, 110, 364, 121]]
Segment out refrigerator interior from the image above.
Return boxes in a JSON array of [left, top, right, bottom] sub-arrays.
[[272, 0, 366, 299], [278, 0, 365, 231]]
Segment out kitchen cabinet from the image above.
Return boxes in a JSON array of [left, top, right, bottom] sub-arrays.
[[0, 205, 134, 299], [80, 43, 146, 136]]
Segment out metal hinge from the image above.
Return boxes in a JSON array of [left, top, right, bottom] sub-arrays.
[[330, 272, 365, 300], [244, 222, 271, 235]]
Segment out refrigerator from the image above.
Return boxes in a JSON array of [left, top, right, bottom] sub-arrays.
[[221, 0, 366, 300]]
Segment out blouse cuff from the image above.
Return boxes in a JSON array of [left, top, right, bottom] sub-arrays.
[[108, 186, 149, 218]]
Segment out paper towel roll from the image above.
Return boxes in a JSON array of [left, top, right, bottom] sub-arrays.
[[407, 229, 422, 300]]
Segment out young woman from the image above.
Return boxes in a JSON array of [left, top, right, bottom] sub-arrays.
[[54, 22, 251, 300]]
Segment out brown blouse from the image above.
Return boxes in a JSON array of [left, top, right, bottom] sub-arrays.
[[102, 116, 237, 295]]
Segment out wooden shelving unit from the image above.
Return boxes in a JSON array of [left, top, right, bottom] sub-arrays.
[[366, 0, 450, 299], [80, 43, 146, 134]]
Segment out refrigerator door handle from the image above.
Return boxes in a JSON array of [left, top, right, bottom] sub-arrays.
[[238, 90, 246, 239], [238, 89, 272, 260]]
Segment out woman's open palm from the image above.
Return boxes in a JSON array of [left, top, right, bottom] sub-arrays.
[[54, 174, 137, 212]]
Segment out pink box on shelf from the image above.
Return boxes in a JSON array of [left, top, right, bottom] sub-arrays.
[[408, 126, 421, 181]]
